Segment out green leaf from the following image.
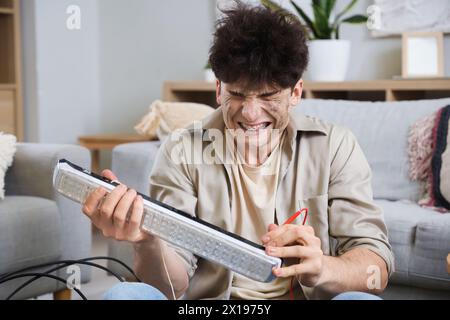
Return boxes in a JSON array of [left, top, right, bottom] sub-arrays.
[[341, 14, 368, 23], [260, 0, 284, 12], [312, 2, 332, 38], [314, 0, 334, 19], [260, 0, 301, 23], [325, 0, 337, 18], [290, 0, 319, 38], [335, 0, 358, 22], [312, 0, 327, 10], [331, 0, 365, 37]]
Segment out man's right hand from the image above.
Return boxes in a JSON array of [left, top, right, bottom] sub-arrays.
[[82, 169, 153, 244]]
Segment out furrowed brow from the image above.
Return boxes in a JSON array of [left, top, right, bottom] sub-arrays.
[[228, 90, 245, 97], [258, 90, 280, 98]]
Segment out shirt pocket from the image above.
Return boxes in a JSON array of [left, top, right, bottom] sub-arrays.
[[297, 194, 331, 254]]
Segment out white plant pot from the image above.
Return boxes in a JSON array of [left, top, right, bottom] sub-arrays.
[[306, 40, 351, 82], [204, 68, 216, 82]]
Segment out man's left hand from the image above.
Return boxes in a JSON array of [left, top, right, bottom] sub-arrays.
[[262, 223, 324, 287]]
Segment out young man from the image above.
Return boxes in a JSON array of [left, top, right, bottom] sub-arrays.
[[83, 3, 393, 300]]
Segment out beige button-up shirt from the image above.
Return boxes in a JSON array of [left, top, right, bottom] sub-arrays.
[[148, 107, 394, 300]]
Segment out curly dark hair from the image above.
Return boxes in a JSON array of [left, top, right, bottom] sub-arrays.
[[209, 1, 309, 90]]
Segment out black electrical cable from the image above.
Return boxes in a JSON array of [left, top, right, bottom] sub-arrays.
[[5, 261, 124, 300], [0, 256, 141, 300], [0, 273, 87, 300], [0, 256, 140, 282]]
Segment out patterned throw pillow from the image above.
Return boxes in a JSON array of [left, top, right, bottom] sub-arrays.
[[408, 105, 450, 211], [431, 105, 450, 210], [0, 133, 17, 200]]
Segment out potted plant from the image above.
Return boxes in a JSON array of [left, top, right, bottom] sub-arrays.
[[261, 0, 368, 81]]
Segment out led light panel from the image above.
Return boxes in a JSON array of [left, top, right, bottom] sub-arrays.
[[53, 159, 281, 282]]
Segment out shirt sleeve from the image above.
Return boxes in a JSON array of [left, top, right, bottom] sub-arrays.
[[328, 127, 395, 275], [148, 135, 198, 279]]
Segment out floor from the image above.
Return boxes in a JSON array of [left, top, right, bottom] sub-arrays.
[[35, 231, 118, 300]]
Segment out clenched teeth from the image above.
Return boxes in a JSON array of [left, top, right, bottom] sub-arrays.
[[239, 122, 270, 131]]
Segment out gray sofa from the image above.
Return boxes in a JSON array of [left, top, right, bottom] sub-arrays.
[[0, 143, 92, 300], [107, 97, 450, 299]]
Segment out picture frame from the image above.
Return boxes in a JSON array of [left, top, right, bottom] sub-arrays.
[[402, 32, 444, 78]]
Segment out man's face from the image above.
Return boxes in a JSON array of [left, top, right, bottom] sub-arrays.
[[216, 80, 303, 136]]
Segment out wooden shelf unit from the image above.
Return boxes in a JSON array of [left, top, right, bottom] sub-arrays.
[[0, 7, 13, 14], [0, 0, 23, 140], [163, 79, 450, 106]]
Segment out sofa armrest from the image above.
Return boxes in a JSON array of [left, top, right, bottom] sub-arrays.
[[5, 143, 92, 277], [111, 141, 161, 195]]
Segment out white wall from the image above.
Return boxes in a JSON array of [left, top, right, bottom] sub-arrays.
[[97, 0, 215, 134], [21, 0, 101, 143], [22, 0, 216, 145]]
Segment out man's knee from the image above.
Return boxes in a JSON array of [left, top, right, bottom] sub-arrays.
[[103, 282, 167, 300], [332, 291, 382, 300]]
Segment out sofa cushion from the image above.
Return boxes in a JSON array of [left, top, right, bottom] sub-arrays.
[[297, 98, 450, 201], [0, 196, 61, 274], [376, 199, 450, 290]]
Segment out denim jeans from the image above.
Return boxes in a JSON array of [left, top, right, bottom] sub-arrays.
[[331, 291, 382, 300], [103, 282, 382, 300], [103, 282, 167, 300]]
